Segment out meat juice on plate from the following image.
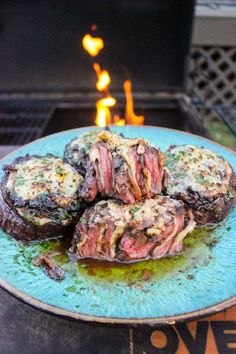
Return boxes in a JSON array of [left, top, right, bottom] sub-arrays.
[[23, 226, 220, 286]]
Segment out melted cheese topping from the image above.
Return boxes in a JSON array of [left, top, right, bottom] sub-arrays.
[[166, 145, 233, 197], [6, 156, 83, 204], [70, 131, 102, 153], [98, 131, 148, 149], [69, 130, 119, 161], [91, 197, 182, 231]]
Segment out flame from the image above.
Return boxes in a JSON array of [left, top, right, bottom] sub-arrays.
[[95, 97, 116, 127], [82, 34, 104, 57], [82, 31, 145, 127], [93, 63, 111, 92], [124, 80, 144, 125], [114, 115, 126, 126]]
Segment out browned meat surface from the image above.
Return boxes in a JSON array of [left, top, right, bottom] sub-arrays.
[[71, 197, 196, 262], [79, 131, 166, 203], [33, 252, 65, 281], [0, 190, 73, 242]]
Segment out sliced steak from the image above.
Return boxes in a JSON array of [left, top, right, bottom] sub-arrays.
[[64, 130, 119, 176], [80, 131, 166, 203], [70, 197, 196, 262], [165, 145, 236, 226]]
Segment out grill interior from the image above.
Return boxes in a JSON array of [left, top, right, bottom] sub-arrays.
[[0, 96, 204, 145], [0, 103, 54, 145]]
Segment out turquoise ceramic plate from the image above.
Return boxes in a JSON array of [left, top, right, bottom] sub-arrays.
[[0, 126, 236, 325]]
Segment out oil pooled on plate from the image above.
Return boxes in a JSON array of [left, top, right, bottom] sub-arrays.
[[27, 227, 219, 286]]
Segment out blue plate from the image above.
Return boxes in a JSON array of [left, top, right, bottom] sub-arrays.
[[0, 126, 236, 325]]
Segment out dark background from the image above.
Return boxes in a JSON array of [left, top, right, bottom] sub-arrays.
[[0, 0, 194, 93]]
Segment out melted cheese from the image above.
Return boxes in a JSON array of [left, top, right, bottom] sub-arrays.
[[70, 130, 102, 151], [166, 145, 233, 197], [92, 197, 183, 232], [6, 156, 83, 204]]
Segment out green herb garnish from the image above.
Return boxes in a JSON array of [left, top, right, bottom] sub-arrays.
[[227, 187, 234, 199], [131, 207, 141, 213], [80, 217, 88, 224], [56, 166, 63, 174], [66, 286, 77, 293], [195, 174, 210, 185], [165, 154, 180, 171], [80, 263, 88, 269], [13, 254, 21, 265], [15, 176, 25, 186]]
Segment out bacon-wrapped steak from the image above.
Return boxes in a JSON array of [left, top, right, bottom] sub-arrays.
[[79, 131, 166, 203], [165, 145, 236, 226], [71, 197, 196, 262]]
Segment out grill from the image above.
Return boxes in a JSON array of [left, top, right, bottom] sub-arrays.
[[0, 0, 234, 149], [0, 103, 55, 145]]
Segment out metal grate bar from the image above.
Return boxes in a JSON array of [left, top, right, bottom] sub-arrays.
[[0, 103, 55, 145]]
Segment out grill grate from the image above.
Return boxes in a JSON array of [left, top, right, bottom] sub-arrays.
[[0, 104, 55, 145]]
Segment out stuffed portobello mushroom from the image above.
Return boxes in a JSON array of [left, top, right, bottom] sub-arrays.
[[0, 154, 84, 241], [165, 145, 236, 226]]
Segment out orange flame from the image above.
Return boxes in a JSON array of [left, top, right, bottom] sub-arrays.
[[124, 80, 144, 125], [95, 97, 116, 127], [82, 34, 104, 57], [93, 63, 111, 92], [82, 31, 144, 127], [114, 115, 126, 126]]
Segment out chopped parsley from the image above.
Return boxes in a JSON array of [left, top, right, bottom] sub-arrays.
[[195, 174, 210, 185], [79, 263, 88, 269], [80, 217, 88, 224], [57, 210, 71, 220], [76, 201, 81, 209], [65, 286, 77, 293], [131, 207, 141, 213], [176, 172, 186, 180], [165, 154, 180, 171], [15, 176, 25, 186], [37, 172, 44, 179], [56, 165, 63, 174], [13, 254, 21, 265], [227, 187, 234, 199]]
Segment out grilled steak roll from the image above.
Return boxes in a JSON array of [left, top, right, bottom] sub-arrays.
[[71, 197, 196, 262], [80, 131, 166, 203], [0, 154, 84, 241], [64, 130, 119, 176], [165, 145, 236, 226]]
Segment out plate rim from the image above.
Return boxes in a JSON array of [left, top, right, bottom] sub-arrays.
[[1, 273, 236, 325], [0, 125, 235, 325]]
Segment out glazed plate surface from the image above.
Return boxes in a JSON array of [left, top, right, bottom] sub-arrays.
[[0, 126, 236, 325]]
